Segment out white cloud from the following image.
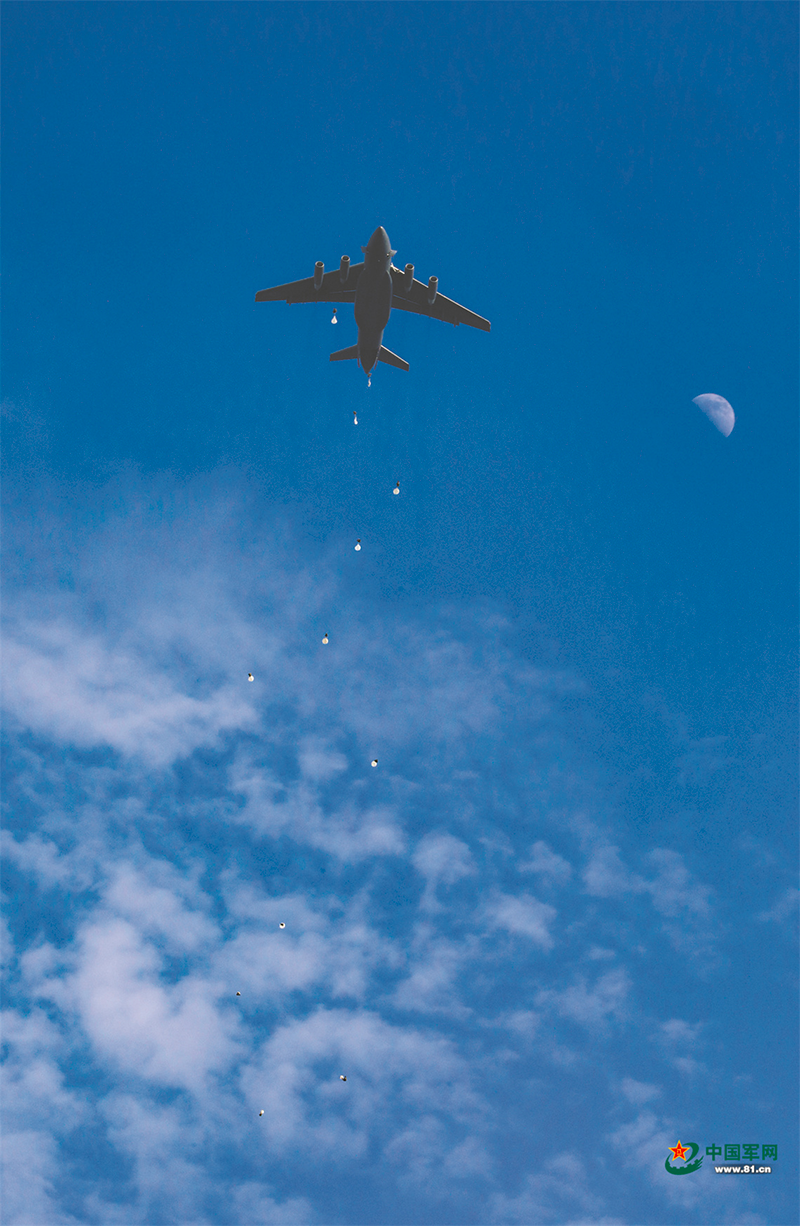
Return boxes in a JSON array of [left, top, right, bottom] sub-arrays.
[[1, 831, 96, 891], [586, 946, 616, 960], [1, 476, 775, 1226], [27, 916, 242, 1094], [643, 849, 712, 922], [0, 1129, 83, 1226], [230, 1183, 314, 1224], [230, 754, 406, 861], [1, 1008, 88, 1132], [658, 1018, 703, 1048], [487, 1152, 620, 1224], [413, 832, 476, 910], [518, 839, 573, 881], [619, 1076, 661, 1105], [582, 845, 717, 960], [103, 862, 219, 952], [608, 1110, 767, 1221], [297, 737, 348, 781], [242, 1007, 488, 1162], [92, 1094, 217, 1223], [536, 967, 630, 1029], [413, 832, 475, 885], [0, 1009, 89, 1225], [654, 1018, 706, 1076], [391, 929, 474, 1017], [582, 845, 639, 898], [488, 891, 557, 949], [217, 883, 401, 1004], [757, 887, 799, 927], [2, 619, 259, 768]]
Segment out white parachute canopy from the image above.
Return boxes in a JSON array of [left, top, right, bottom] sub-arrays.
[[692, 393, 735, 437]]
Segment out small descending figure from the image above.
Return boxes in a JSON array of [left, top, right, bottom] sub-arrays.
[[248, 673, 254, 682], [331, 309, 337, 325], [371, 759, 378, 768], [339, 1075, 347, 1082], [353, 410, 358, 425], [279, 921, 286, 929], [393, 481, 400, 496], [236, 991, 241, 997], [259, 1110, 264, 1117], [322, 633, 329, 644], [354, 539, 361, 551]]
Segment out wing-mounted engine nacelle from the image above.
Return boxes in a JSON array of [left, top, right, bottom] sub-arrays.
[[339, 255, 350, 284], [314, 261, 324, 290], [402, 263, 414, 292], [427, 275, 438, 305]]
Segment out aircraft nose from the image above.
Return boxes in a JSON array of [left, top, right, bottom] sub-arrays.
[[369, 226, 390, 251]]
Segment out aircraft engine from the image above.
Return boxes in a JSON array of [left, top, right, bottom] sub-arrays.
[[314, 261, 324, 290], [427, 275, 438, 305], [339, 255, 350, 283], [403, 263, 414, 292]]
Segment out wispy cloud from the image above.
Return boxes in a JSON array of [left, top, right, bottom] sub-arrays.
[[0, 475, 771, 1224], [518, 838, 573, 881]]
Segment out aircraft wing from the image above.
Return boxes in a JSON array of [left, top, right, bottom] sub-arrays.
[[389, 267, 491, 331], [255, 262, 365, 305]]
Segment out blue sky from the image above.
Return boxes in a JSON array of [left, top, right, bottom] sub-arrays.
[[1, 3, 797, 1224]]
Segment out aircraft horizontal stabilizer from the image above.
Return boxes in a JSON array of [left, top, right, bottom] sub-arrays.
[[330, 345, 359, 362], [377, 346, 409, 372]]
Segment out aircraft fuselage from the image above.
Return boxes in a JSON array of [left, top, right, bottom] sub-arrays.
[[354, 226, 395, 374], [254, 226, 490, 377]]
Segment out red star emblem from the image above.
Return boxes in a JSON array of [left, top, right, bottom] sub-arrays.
[[669, 1141, 690, 1162]]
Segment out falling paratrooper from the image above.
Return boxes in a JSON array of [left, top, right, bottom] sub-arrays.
[[259, 1110, 264, 1117], [353, 411, 358, 425], [393, 481, 400, 495], [354, 539, 361, 551], [279, 921, 285, 928], [248, 673, 254, 682], [322, 633, 329, 644], [371, 759, 378, 768], [339, 1075, 347, 1082]]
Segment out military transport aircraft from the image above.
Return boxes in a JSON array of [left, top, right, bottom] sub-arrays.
[[255, 226, 490, 381]]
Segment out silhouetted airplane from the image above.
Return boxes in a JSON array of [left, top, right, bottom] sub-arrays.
[[255, 226, 490, 380]]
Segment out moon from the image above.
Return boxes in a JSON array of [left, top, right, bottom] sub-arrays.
[[692, 393, 735, 437]]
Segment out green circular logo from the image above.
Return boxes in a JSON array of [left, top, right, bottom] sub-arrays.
[[665, 1141, 703, 1175]]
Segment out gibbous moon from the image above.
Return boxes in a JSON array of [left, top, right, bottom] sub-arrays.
[[692, 394, 735, 437]]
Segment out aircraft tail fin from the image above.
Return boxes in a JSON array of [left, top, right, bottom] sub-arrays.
[[377, 346, 410, 372], [330, 345, 359, 363]]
